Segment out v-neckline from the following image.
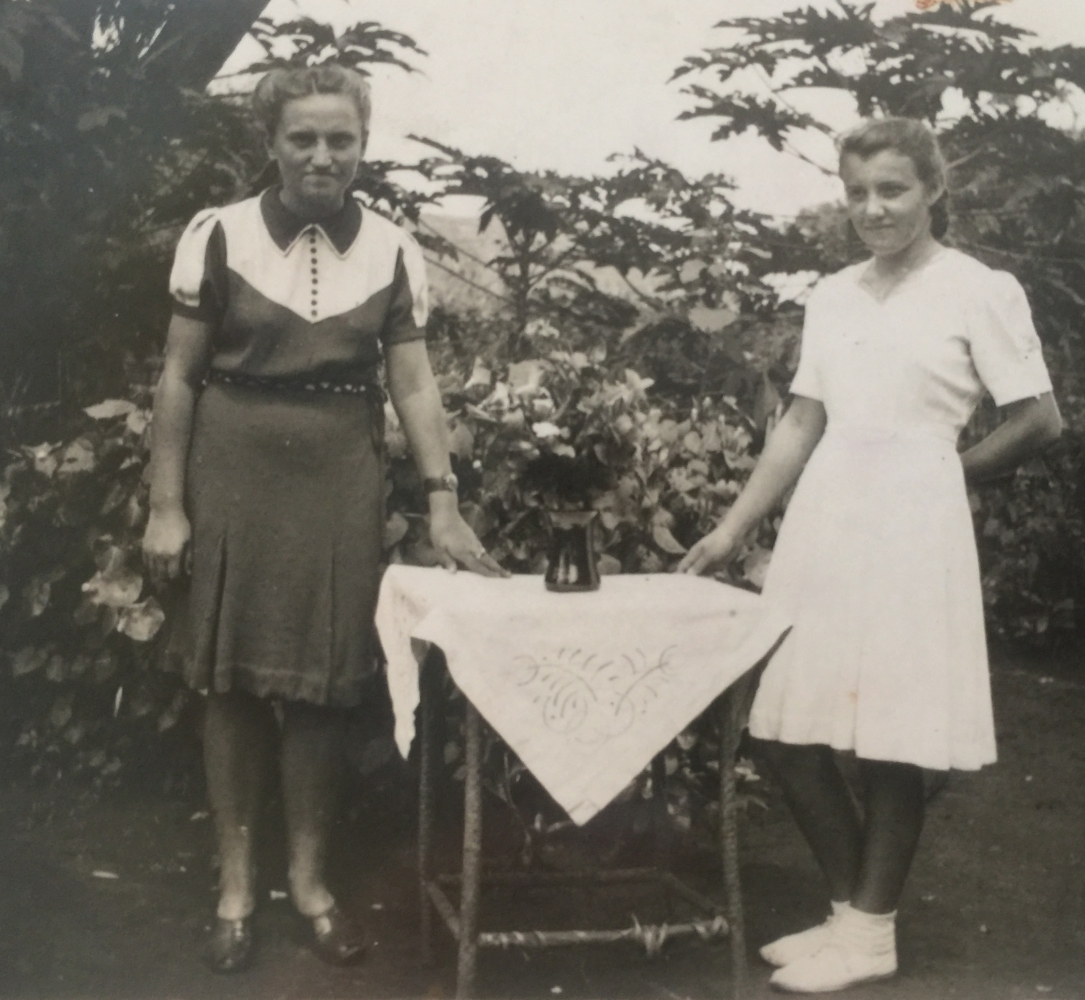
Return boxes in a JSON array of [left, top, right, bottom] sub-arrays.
[[856, 245, 948, 305]]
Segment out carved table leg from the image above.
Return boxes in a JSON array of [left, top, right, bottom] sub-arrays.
[[651, 752, 673, 919], [418, 655, 438, 966]]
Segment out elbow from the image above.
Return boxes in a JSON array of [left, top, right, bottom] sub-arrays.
[[1039, 397, 1064, 447], [1024, 396, 1063, 451], [152, 365, 202, 411], [161, 358, 204, 394], [1045, 412, 1064, 447]]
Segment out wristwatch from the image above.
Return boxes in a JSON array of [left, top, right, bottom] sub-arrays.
[[422, 472, 458, 494]]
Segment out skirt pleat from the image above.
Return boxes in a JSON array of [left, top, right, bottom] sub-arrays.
[[748, 424, 996, 771]]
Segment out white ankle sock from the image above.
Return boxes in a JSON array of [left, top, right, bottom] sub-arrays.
[[833, 905, 896, 955]]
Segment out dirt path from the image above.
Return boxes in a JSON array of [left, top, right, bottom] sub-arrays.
[[0, 649, 1083, 999]]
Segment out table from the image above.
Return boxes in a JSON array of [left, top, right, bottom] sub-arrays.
[[375, 566, 789, 998]]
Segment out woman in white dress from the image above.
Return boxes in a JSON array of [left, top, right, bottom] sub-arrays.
[[679, 117, 1062, 993]]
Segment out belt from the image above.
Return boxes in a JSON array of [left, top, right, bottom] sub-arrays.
[[207, 368, 384, 401]]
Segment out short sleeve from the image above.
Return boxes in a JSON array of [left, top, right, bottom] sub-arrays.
[[969, 270, 1053, 406], [789, 281, 827, 401], [169, 209, 227, 327], [379, 232, 429, 348]]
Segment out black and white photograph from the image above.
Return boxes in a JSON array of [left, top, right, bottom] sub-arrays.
[[1, 1, 1084, 997]]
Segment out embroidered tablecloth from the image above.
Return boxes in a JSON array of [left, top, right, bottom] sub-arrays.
[[375, 566, 790, 825]]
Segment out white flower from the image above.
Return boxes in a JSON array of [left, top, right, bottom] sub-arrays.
[[531, 421, 564, 440]]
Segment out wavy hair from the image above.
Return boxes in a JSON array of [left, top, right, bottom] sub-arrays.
[[252, 64, 372, 141]]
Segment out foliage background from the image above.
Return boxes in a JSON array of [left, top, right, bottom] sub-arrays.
[[0, 1, 1083, 841]]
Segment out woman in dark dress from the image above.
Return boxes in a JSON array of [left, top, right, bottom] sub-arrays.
[[142, 64, 503, 973]]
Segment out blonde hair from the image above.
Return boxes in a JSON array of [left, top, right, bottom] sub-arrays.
[[252, 64, 372, 140], [839, 117, 950, 238]]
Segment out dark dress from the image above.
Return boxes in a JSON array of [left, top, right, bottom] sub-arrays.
[[167, 188, 428, 706]]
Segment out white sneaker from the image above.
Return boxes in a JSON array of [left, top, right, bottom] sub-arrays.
[[759, 918, 837, 968], [769, 941, 897, 993]]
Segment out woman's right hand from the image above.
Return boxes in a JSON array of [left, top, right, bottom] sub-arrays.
[[142, 506, 192, 586], [677, 525, 740, 576]]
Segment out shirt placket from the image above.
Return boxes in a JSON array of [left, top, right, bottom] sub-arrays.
[[308, 227, 319, 321]]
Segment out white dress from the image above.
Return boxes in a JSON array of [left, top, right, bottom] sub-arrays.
[[747, 248, 1053, 771]]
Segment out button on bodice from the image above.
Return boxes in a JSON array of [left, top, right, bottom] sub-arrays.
[[309, 230, 319, 319]]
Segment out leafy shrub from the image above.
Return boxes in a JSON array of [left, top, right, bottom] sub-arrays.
[[0, 393, 192, 787], [3, 306, 1079, 821], [970, 437, 1085, 646], [385, 337, 776, 588], [0, 304, 776, 788]]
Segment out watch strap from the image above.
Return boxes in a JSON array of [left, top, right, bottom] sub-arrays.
[[423, 474, 457, 494]]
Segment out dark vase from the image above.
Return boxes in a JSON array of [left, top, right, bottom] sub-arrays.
[[544, 510, 601, 592]]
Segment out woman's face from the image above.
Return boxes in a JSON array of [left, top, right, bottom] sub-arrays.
[[269, 93, 366, 217], [840, 149, 942, 259]]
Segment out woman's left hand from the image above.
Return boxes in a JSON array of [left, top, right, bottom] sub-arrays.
[[430, 505, 509, 578]]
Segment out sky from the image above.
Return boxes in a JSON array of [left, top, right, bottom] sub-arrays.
[[220, 0, 1085, 217]]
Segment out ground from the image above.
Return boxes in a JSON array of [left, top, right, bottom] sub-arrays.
[[0, 646, 1083, 1000]]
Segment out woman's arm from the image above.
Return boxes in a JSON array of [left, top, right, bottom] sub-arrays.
[[142, 315, 212, 583], [678, 395, 827, 575], [385, 340, 506, 577], [960, 392, 1062, 485]]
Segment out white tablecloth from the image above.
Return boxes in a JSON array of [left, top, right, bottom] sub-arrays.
[[375, 566, 790, 825]]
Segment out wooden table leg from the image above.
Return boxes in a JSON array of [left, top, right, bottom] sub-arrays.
[[456, 703, 483, 999], [651, 753, 672, 917], [719, 687, 747, 1000], [418, 656, 438, 966]]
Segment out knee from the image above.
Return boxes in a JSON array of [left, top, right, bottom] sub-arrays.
[[205, 689, 276, 733], [281, 700, 348, 741]]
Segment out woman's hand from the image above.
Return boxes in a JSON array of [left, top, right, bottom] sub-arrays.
[[386, 340, 507, 579], [142, 506, 192, 586], [676, 397, 825, 578], [429, 502, 508, 578], [676, 526, 740, 576], [143, 314, 209, 588]]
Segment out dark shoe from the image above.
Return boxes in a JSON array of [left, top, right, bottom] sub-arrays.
[[206, 916, 254, 973], [310, 903, 365, 965]]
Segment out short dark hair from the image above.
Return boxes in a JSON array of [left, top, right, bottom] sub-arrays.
[[252, 64, 372, 141], [839, 117, 950, 239]]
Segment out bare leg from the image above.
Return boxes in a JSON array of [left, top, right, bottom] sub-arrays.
[[756, 740, 863, 902], [759, 747, 924, 991], [280, 700, 346, 917], [851, 759, 925, 914], [204, 691, 277, 921]]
